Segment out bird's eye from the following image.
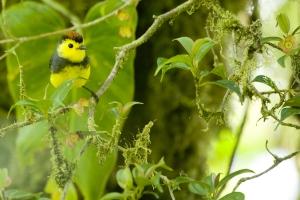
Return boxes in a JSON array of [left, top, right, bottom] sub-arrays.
[[68, 44, 73, 48]]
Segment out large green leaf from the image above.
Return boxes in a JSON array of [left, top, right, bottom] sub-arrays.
[[0, 1, 65, 168], [173, 37, 194, 56], [251, 75, 278, 90], [201, 80, 243, 102], [282, 96, 300, 108], [280, 107, 300, 122]]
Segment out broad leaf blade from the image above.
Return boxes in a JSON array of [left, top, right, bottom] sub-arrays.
[[277, 46, 300, 67], [50, 79, 76, 110], [100, 192, 127, 200], [280, 107, 300, 122], [217, 169, 254, 189], [251, 75, 278, 90], [174, 176, 194, 185], [282, 96, 300, 108], [188, 181, 210, 196], [155, 55, 191, 77], [173, 37, 194, 56], [195, 40, 216, 64], [211, 65, 227, 79], [202, 80, 243, 102], [219, 192, 245, 200], [277, 55, 286, 68], [7, 99, 41, 118], [276, 13, 290, 34]]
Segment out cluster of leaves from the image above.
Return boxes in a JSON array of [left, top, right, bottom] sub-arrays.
[[8, 79, 87, 119], [155, 36, 241, 98], [101, 160, 254, 200], [175, 169, 254, 200], [101, 158, 172, 200], [155, 37, 242, 124]]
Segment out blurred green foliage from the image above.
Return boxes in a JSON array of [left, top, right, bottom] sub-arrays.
[[0, 0, 137, 199]]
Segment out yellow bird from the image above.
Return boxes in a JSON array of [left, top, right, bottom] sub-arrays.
[[49, 31, 90, 89]]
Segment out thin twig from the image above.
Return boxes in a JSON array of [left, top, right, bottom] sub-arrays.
[[233, 145, 300, 192], [265, 42, 283, 52]]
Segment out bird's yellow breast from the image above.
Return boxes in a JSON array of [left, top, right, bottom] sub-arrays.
[[50, 65, 90, 89]]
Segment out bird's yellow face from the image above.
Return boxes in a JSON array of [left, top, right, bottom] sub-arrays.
[[57, 39, 86, 63]]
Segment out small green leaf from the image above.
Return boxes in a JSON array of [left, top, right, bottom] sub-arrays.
[[211, 65, 227, 79], [276, 13, 290, 34], [280, 107, 300, 122], [277, 55, 286, 68], [108, 107, 121, 118], [174, 176, 195, 185], [151, 172, 163, 193], [7, 99, 41, 118], [116, 167, 133, 190], [195, 40, 216, 64], [214, 173, 221, 189], [5, 189, 42, 199], [203, 173, 214, 193], [201, 80, 243, 102], [100, 192, 127, 200], [109, 101, 124, 117], [132, 164, 147, 178], [277, 45, 300, 67], [282, 96, 300, 108], [123, 101, 143, 115], [292, 25, 300, 35], [217, 169, 254, 189], [143, 191, 160, 199], [219, 192, 245, 200], [192, 38, 209, 57], [173, 37, 194, 56], [200, 70, 211, 78], [134, 177, 153, 187], [50, 79, 76, 110], [0, 168, 8, 189], [155, 55, 192, 76], [251, 75, 278, 90], [36, 99, 53, 118], [188, 181, 210, 196], [156, 157, 173, 171]]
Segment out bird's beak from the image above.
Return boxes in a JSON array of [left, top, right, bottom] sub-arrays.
[[78, 45, 87, 50]]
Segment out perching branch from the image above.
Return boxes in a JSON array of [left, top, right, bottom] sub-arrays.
[[233, 141, 300, 192]]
